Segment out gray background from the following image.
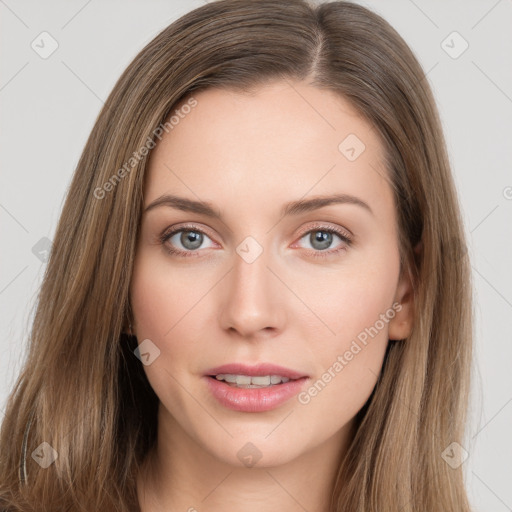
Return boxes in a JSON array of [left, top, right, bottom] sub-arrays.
[[1, 0, 511, 509]]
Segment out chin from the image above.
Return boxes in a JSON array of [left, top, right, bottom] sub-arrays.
[[189, 425, 301, 469]]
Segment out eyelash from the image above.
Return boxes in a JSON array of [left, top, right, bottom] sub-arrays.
[[159, 223, 353, 259]]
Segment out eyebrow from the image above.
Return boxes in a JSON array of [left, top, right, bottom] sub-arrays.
[[144, 193, 373, 218]]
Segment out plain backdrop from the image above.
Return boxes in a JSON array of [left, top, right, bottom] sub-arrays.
[[1, 0, 511, 510]]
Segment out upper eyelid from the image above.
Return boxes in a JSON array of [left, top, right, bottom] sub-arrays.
[[162, 222, 214, 237], [296, 223, 352, 239]]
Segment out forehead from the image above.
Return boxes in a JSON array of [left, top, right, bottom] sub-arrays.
[[144, 80, 392, 219]]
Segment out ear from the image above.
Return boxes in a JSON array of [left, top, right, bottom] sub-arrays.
[[122, 307, 135, 336], [388, 242, 420, 341], [122, 318, 133, 336]]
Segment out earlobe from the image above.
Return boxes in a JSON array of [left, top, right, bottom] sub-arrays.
[[388, 257, 416, 341]]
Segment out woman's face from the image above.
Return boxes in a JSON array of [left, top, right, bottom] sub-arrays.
[[130, 80, 413, 469]]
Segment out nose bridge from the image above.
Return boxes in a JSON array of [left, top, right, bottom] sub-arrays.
[[219, 237, 283, 337]]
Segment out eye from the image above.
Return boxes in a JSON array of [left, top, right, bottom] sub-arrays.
[[159, 223, 352, 259], [160, 225, 216, 257], [293, 225, 352, 258]]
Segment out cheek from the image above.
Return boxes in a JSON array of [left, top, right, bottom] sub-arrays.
[[130, 247, 208, 339], [129, 252, 182, 375], [130, 262, 175, 342], [129, 252, 207, 410], [290, 253, 399, 405], [296, 259, 399, 347], [293, 275, 396, 432], [129, 249, 220, 383]]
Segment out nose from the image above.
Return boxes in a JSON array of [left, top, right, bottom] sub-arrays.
[[219, 242, 285, 339]]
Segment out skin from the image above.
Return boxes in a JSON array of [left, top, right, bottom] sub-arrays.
[[130, 80, 414, 512]]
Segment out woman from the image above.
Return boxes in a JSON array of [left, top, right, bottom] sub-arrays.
[[0, 0, 473, 510]]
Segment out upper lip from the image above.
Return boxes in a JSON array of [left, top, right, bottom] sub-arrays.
[[205, 363, 308, 380]]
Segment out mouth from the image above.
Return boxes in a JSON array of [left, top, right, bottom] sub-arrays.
[[203, 363, 309, 412], [205, 362, 308, 385]]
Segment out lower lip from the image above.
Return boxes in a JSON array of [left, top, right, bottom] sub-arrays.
[[205, 376, 309, 412]]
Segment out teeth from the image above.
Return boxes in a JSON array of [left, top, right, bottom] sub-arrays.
[[214, 374, 291, 388], [251, 376, 271, 386], [222, 374, 238, 383]]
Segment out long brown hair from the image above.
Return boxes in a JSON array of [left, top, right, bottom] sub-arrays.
[[0, 0, 473, 510]]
